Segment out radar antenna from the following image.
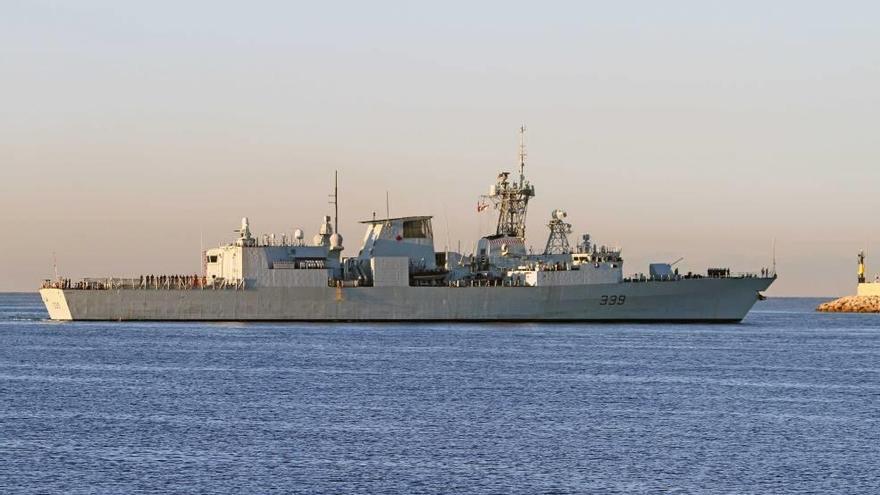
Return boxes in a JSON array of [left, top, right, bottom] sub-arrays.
[[480, 126, 536, 239], [544, 209, 572, 255]]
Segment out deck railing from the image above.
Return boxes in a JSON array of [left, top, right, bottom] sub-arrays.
[[41, 276, 246, 291], [623, 271, 775, 283]]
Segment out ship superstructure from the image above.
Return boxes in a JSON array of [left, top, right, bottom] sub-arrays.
[[40, 129, 775, 322]]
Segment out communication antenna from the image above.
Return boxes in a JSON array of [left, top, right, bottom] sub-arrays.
[[52, 251, 59, 281], [481, 125, 536, 239], [329, 170, 339, 233], [518, 125, 527, 183], [772, 238, 777, 275], [199, 227, 205, 276], [383, 191, 392, 235], [443, 204, 451, 253]]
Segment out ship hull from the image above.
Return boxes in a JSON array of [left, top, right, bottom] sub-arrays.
[[40, 277, 773, 322]]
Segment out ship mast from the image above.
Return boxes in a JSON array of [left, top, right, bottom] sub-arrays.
[[544, 209, 572, 254], [482, 126, 536, 239], [329, 170, 339, 233], [518, 124, 527, 185]]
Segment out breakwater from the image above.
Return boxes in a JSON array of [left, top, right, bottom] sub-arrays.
[[816, 295, 880, 313]]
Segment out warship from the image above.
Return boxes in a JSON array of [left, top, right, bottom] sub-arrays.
[[40, 129, 775, 322]]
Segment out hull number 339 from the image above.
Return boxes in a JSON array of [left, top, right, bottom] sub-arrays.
[[599, 295, 626, 306]]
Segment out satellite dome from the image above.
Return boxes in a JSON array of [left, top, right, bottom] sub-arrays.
[[330, 233, 344, 249]]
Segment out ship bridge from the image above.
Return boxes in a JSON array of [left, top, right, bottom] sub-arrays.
[[356, 216, 436, 270]]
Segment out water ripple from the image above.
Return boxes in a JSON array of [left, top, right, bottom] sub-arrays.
[[1, 294, 878, 493]]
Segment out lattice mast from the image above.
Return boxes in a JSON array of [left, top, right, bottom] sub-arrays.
[[544, 209, 572, 254], [482, 126, 536, 238]]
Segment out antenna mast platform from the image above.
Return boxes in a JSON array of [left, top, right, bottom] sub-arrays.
[[482, 126, 536, 239]]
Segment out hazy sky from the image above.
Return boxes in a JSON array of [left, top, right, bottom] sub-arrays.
[[2, 1, 878, 295]]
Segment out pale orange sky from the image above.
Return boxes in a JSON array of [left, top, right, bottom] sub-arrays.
[[1, 1, 878, 296]]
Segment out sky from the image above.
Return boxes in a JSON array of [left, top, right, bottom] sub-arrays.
[[1, 0, 878, 296]]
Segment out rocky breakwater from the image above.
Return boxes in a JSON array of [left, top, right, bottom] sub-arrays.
[[817, 296, 880, 313]]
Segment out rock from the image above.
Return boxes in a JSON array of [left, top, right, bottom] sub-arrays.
[[817, 295, 880, 313]]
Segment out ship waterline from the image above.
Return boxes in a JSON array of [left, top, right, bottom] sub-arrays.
[[40, 277, 772, 322]]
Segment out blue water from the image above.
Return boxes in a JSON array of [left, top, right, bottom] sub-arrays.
[[1, 294, 878, 494]]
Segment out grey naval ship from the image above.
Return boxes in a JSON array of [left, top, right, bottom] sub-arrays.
[[40, 130, 775, 322]]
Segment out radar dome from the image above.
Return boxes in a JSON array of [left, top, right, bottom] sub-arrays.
[[293, 229, 304, 240], [330, 233, 344, 249]]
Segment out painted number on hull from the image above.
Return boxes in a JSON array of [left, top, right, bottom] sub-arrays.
[[599, 295, 626, 306]]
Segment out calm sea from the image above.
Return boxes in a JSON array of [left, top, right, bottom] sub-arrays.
[[1, 293, 878, 494]]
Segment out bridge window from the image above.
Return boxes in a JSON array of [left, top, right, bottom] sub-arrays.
[[403, 219, 431, 238]]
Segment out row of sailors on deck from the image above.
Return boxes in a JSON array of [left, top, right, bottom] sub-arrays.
[[44, 275, 211, 290], [139, 274, 206, 288], [47, 278, 74, 289], [45, 278, 90, 289]]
